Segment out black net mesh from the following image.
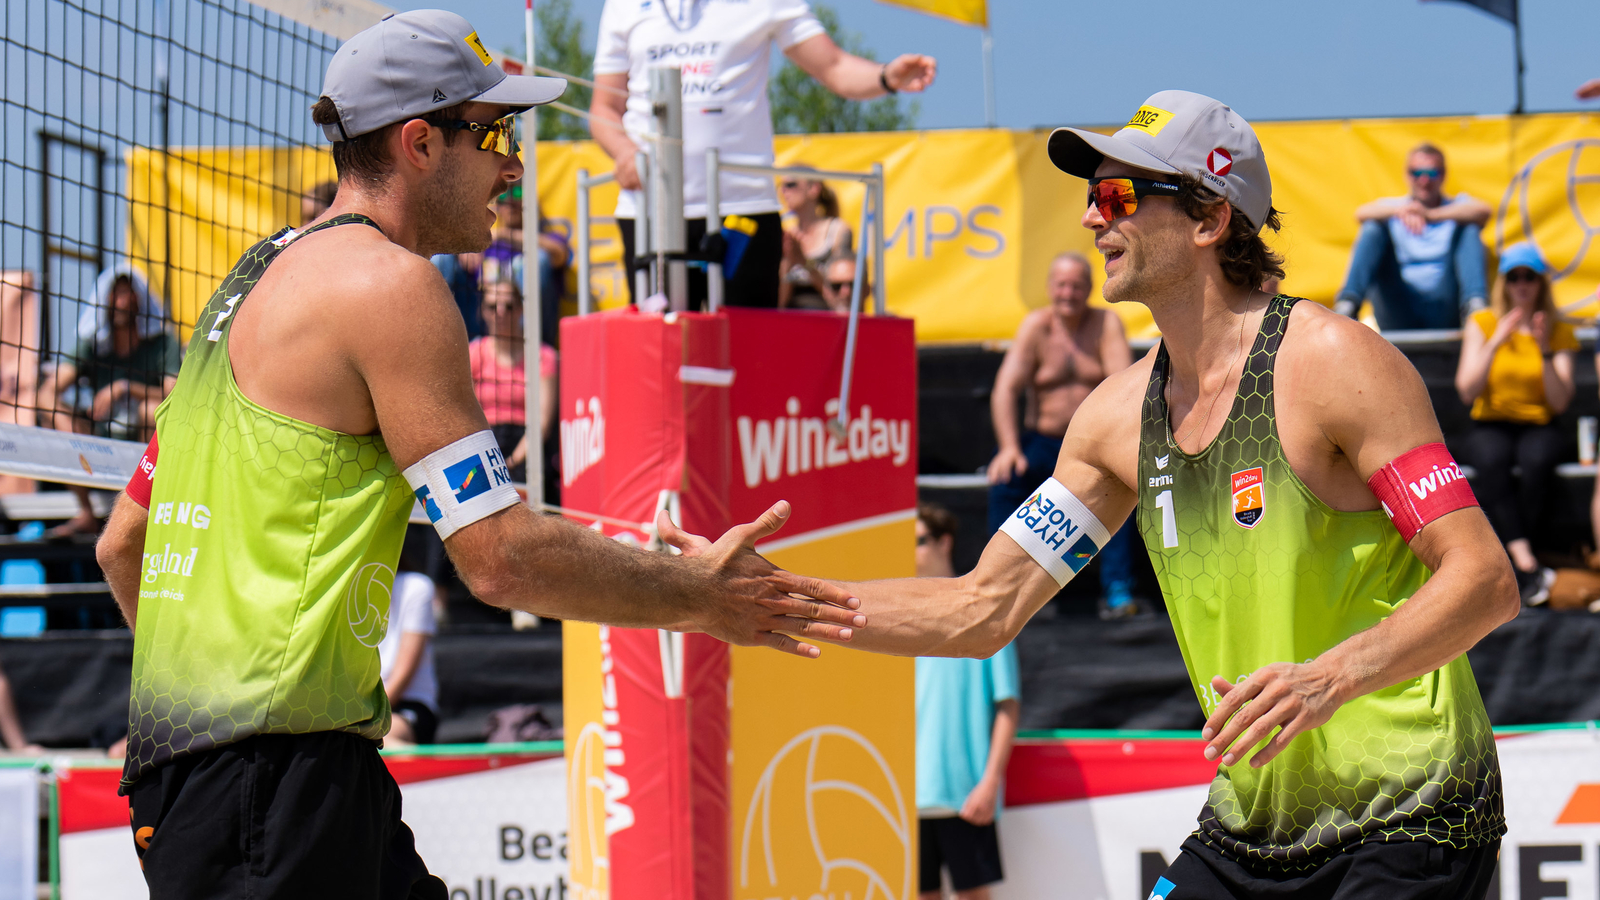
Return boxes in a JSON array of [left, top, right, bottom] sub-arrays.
[[0, 0, 337, 448]]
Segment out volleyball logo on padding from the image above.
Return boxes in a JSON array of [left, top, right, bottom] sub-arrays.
[[345, 562, 393, 647], [739, 725, 912, 900], [568, 722, 612, 897]]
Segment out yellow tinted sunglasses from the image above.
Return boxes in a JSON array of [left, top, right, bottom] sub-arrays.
[[441, 116, 519, 157]]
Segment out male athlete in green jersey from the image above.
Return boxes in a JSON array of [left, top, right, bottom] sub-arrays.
[[664, 91, 1520, 898], [93, 11, 860, 899]]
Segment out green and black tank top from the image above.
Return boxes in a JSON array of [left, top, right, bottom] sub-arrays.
[[124, 214, 415, 789], [1135, 293, 1504, 868]]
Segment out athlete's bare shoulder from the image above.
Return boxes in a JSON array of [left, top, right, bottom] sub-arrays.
[[1277, 299, 1442, 480]]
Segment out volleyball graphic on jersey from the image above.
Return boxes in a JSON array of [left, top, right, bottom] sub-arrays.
[[345, 562, 393, 648]]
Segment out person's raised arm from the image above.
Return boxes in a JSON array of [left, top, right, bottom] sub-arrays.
[[664, 362, 1148, 659], [588, 73, 641, 191], [1531, 312, 1576, 415], [1201, 314, 1518, 770], [1455, 307, 1521, 405], [784, 33, 935, 101], [986, 314, 1041, 485], [357, 255, 860, 658]]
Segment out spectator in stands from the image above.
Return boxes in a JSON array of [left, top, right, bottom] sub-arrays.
[[1333, 142, 1491, 330], [819, 256, 868, 313], [471, 279, 558, 492], [779, 170, 853, 310], [589, 0, 935, 308], [482, 186, 569, 347], [0, 665, 41, 753], [914, 502, 1018, 900], [987, 253, 1139, 618], [1455, 242, 1574, 600], [301, 180, 338, 224], [381, 545, 441, 746], [46, 265, 180, 536]]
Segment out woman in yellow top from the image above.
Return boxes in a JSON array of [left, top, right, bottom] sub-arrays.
[[1455, 241, 1577, 593]]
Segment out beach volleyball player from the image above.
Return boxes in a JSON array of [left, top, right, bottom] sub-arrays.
[[665, 91, 1520, 897], [93, 11, 860, 898]]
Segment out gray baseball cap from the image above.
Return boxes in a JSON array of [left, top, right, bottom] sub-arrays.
[[1048, 91, 1272, 233], [319, 9, 566, 142]]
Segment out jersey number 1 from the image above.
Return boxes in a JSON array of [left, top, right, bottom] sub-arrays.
[[1155, 490, 1178, 549]]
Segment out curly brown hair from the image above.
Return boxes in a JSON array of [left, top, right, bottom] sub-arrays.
[[311, 97, 468, 186], [1173, 174, 1286, 290]]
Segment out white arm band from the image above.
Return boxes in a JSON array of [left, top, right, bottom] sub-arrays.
[[403, 431, 522, 539], [999, 477, 1112, 588]]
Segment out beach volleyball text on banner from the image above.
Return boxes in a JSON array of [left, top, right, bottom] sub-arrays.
[[559, 308, 918, 900]]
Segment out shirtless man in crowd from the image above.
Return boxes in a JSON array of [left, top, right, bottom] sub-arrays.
[[986, 253, 1138, 616]]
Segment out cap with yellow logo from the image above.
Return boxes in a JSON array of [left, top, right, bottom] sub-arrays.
[[1047, 90, 1271, 233], [319, 9, 566, 142]]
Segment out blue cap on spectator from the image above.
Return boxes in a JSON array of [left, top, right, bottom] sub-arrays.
[[1499, 241, 1547, 275]]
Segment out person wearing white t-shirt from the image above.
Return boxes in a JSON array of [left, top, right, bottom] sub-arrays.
[[589, 0, 935, 308], [379, 569, 441, 745]]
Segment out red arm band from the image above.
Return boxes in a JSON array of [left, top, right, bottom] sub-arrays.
[[1366, 442, 1477, 542], [124, 432, 159, 509]]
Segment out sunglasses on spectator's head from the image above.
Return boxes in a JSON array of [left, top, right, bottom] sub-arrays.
[[1505, 268, 1541, 284], [1408, 167, 1443, 180], [1087, 176, 1182, 224], [441, 116, 518, 157]]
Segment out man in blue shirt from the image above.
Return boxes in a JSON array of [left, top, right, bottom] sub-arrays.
[[914, 503, 1020, 900], [1333, 143, 1491, 330]]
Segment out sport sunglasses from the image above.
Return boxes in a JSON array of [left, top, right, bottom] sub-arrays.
[[1087, 176, 1182, 223], [441, 116, 519, 157], [1408, 167, 1443, 180]]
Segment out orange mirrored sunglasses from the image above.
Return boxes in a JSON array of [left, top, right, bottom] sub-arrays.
[[1087, 176, 1182, 223], [442, 116, 519, 157]]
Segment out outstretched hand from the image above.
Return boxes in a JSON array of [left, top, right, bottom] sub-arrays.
[[656, 501, 864, 659], [1200, 664, 1346, 769], [884, 54, 937, 94]]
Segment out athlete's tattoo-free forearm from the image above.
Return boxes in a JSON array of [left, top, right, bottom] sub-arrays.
[[96, 493, 149, 630]]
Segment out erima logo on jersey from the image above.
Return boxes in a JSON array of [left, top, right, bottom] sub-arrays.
[[1155, 454, 1169, 469], [1015, 492, 1100, 570], [1148, 876, 1176, 900], [206, 293, 243, 342]]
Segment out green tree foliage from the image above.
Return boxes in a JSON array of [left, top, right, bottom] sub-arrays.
[[506, 0, 593, 141], [769, 4, 919, 135]]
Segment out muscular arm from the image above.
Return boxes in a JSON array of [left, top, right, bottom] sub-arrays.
[[729, 365, 1146, 659], [1203, 318, 1518, 768], [784, 34, 936, 100], [96, 493, 149, 629], [588, 73, 641, 191], [356, 255, 859, 657]]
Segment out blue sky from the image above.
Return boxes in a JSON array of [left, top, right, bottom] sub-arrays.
[[392, 0, 1600, 129]]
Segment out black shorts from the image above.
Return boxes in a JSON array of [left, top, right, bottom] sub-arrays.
[[618, 212, 782, 308], [1149, 835, 1499, 900], [919, 816, 1004, 893], [127, 730, 446, 900]]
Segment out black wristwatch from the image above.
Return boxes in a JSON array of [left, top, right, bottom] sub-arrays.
[[879, 64, 897, 95]]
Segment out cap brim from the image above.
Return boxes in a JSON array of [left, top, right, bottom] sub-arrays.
[[1047, 127, 1179, 179], [476, 74, 568, 112]]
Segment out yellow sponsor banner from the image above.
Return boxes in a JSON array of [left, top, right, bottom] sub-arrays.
[[126, 146, 333, 339], [539, 111, 1600, 341], [874, 0, 987, 27], [563, 620, 610, 900], [731, 515, 916, 900], [129, 112, 1600, 344]]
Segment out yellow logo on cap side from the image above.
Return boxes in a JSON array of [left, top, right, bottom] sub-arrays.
[[1125, 105, 1175, 135], [464, 31, 493, 66]]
